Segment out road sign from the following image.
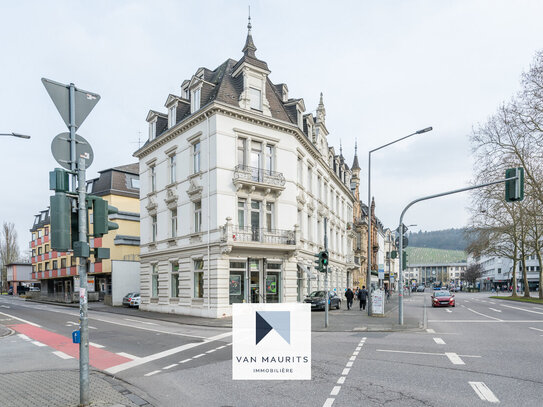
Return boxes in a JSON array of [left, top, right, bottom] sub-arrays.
[[42, 78, 100, 130], [51, 132, 94, 169]]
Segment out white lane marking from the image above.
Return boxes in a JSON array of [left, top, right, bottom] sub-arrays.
[[446, 309, 452, 313], [466, 307, 503, 321], [17, 334, 30, 341], [123, 318, 158, 326], [89, 342, 104, 348], [377, 349, 444, 356], [116, 352, 138, 360], [0, 305, 11, 308], [216, 345, 227, 350], [330, 386, 341, 396], [349, 355, 356, 361], [144, 370, 161, 377], [426, 328, 435, 333], [105, 332, 232, 374], [445, 352, 465, 365], [180, 359, 192, 363], [529, 327, 543, 332], [465, 300, 470, 303], [163, 363, 178, 370], [31, 341, 46, 347], [0, 311, 41, 327], [353, 351, 359, 355], [52, 351, 73, 360], [433, 337, 446, 345], [346, 361, 353, 367], [337, 376, 345, 384], [89, 326, 97, 330], [323, 398, 335, 407], [193, 353, 205, 359], [341, 368, 350, 375], [469, 381, 500, 403], [488, 308, 502, 313], [488, 301, 496, 305], [500, 303, 543, 315], [206, 349, 216, 353], [428, 319, 543, 323], [66, 321, 78, 326]]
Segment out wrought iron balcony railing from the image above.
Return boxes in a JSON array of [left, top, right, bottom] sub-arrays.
[[224, 225, 296, 245], [233, 165, 286, 187]]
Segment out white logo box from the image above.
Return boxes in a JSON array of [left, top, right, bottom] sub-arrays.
[[232, 303, 311, 380]]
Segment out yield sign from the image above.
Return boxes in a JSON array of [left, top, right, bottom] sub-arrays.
[[41, 77, 100, 130]]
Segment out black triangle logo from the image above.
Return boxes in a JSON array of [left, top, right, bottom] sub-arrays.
[[255, 311, 274, 345]]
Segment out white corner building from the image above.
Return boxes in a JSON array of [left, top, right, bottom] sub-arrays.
[[134, 24, 356, 318]]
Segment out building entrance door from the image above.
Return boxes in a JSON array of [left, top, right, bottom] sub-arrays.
[[250, 271, 261, 303]]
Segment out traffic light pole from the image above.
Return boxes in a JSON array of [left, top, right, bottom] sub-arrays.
[[397, 175, 519, 325], [324, 217, 329, 328], [77, 157, 89, 405]]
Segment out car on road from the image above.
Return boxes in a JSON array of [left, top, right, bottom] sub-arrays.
[[431, 290, 455, 307], [122, 292, 137, 307], [129, 293, 141, 308], [416, 285, 425, 292], [304, 290, 341, 310]]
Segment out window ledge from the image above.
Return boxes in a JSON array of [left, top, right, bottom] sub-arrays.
[[188, 171, 203, 180]]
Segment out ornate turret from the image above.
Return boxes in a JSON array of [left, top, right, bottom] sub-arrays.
[[316, 92, 326, 124]]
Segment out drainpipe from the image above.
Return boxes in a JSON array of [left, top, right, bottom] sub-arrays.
[[206, 113, 211, 311]]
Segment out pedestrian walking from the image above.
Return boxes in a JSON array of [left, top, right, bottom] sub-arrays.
[[385, 286, 390, 303], [345, 288, 354, 310], [358, 286, 368, 310]]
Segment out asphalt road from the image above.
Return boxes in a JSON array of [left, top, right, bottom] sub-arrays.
[[1, 292, 543, 406]]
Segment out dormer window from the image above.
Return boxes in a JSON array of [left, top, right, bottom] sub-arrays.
[[182, 87, 189, 99], [149, 120, 156, 140], [191, 88, 201, 113], [168, 105, 176, 128], [249, 87, 261, 110]]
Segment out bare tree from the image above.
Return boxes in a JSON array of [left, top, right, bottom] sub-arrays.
[[464, 264, 483, 287], [0, 222, 21, 292]]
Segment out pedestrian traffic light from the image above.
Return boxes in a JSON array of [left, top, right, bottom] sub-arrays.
[[314, 251, 329, 273], [391, 250, 397, 259], [50, 192, 72, 251], [314, 252, 323, 272], [321, 251, 329, 272], [402, 250, 408, 271], [92, 197, 119, 237], [505, 167, 524, 202]]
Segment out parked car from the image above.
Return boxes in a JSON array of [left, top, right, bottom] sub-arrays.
[[416, 285, 425, 292], [304, 290, 341, 310], [431, 290, 455, 307], [8, 287, 13, 295], [122, 292, 137, 306], [129, 293, 141, 308]]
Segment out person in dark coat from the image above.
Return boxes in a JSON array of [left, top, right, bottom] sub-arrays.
[[357, 286, 368, 310], [345, 288, 354, 310]]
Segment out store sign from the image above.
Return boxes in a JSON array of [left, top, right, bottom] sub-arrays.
[[232, 303, 311, 380], [74, 276, 95, 292]]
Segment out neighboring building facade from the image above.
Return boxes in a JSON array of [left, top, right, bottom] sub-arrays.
[[135, 26, 356, 318], [477, 254, 540, 291], [405, 263, 467, 288], [6, 263, 35, 294], [30, 164, 141, 305]]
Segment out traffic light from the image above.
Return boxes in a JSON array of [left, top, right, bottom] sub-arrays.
[[505, 167, 524, 202], [49, 168, 70, 192], [50, 193, 72, 251], [395, 236, 408, 248], [402, 250, 408, 271], [391, 250, 397, 259], [314, 251, 329, 273], [92, 197, 119, 237]]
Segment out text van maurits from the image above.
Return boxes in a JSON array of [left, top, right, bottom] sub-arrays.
[[235, 356, 310, 363]]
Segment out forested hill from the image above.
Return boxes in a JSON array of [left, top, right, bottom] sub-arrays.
[[407, 228, 469, 251]]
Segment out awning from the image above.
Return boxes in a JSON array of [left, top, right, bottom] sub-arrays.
[[298, 262, 315, 278]]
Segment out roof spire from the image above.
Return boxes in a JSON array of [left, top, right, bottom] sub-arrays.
[[242, 6, 257, 58], [340, 139, 343, 156], [352, 139, 360, 171]]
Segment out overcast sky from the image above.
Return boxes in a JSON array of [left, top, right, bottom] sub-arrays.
[[2, 0, 543, 256]]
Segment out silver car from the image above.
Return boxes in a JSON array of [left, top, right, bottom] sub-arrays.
[[122, 292, 137, 306]]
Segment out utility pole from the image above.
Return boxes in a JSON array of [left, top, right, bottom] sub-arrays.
[[324, 217, 329, 328]]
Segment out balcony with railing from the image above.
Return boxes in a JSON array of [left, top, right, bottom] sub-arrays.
[[221, 222, 296, 249], [233, 165, 286, 194]]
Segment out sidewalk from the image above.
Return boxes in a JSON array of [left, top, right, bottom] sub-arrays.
[[0, 368, 153, 407], [26, 293, 423, 332]]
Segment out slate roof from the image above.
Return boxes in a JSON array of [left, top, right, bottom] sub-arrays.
[[90, 163, 139, 198]]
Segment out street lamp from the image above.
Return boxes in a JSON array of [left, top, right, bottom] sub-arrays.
[[0, 132, 31, 139], [367, 127, 432, 316]]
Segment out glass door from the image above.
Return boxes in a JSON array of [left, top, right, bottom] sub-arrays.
[[250, 201, 261, 242], [250, 259, 261, 303]]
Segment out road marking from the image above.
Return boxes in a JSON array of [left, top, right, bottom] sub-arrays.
[[446, 309, 452, 313], [500, 303, 543, 315], [31, 341, 47, 347], [488, 308, 502, 313], [216, 345, 227, 350], [349, 355, 356, 361], [445, 352, 465, 365], [426, 328, 435, 333], [206, 349, 216, 353], [193, 353, 205, 359], [529, 327, 543, 332], [52, 351, 73, 360], [465, 300, 470, 303], [469, 381, 499, 403], [346, 361, 353, 367], [89, 342, 104, 348], [116, 352, 138, 360], [353, 351, 359, 355], [17, 334, 30, 341], [428, 319, 543, 323], [377, 349, 444, 356], [144, 370, 161, 377], [323, 398, 335, 407], [330, 386, 341, 396], [180, 359, 192, 363], [341, 368, 350, 375], [89, 326, 97, 330], [66, 321, 78, 326], [123, 318, 158, 326], [337, 376, 345, 384], [488, 301, 496, 305], [0, 311, 41, 327], [433, 337, 446, 345], [467, 307, 503, 321], [105, 332, 232, 374], [163, 364, 178, 370], [0, 305, 11, 308]]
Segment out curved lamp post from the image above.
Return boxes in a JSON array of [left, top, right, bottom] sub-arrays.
[[0, 132, 31, 139]]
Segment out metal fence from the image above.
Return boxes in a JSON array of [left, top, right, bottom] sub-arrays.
[[233, 165, 286, 187]]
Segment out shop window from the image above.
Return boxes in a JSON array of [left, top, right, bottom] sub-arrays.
[[266, 262, 282, 303], [229, 261, 246, 304]]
